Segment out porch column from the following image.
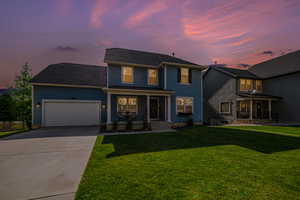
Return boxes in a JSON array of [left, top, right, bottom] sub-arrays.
[[268, 99, 272, 120], [168, 95, 171, 122], [107, 92, 111, 124], [165, 96, 167, 121], [147, 95, 150, 123], [250, 99, 253, 120]]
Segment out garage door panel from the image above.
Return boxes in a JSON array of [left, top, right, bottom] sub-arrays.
[[43, 101, 100, 127]]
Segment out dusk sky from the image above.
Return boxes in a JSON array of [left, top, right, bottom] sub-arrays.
[[1, 0, 300, 88]]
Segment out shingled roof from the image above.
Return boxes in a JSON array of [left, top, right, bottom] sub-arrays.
[[210, 66, 259, 79], [249, 50, 300, 79], [31, 63, 107, 87], [104, 48, 199, 67]]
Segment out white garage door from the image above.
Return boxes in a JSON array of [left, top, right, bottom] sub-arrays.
[[43, 100, 101, 127]]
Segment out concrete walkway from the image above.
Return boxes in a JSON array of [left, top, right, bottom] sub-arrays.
[[0, 127, 98, 200]]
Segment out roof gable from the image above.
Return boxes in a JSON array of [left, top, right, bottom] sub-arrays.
[[31, 63, 107, 87], [208, 66, 259, 79]]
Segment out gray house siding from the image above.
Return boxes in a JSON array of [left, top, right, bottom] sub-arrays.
[[33, 86, 106, 125], [203, 69, 237, 124], [263, 72, 300, 122]]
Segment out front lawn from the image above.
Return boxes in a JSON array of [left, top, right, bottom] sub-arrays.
[[76, 126, 300, 200], [0, 129, 28, 138]]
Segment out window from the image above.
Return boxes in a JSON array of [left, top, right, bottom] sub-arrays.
[[117, 97, 137, 113], [255, 80, 263, 92], [240, 101, 249, 112], [220, 102, 231, 113], [240, 79, 252, 91], [176, 97, 193, 114], [180, 68, 189, 84], [148, 69, 158, 85], [122, 66, 133, 83]]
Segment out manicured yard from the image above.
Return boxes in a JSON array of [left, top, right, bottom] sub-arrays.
[[76, 126, 300, 200], [0, 129, 27, 138], [0, 122, 27, 138]]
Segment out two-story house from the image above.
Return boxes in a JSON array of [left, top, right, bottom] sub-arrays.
[[30, 48, 206, 129], [203, 66, 281, 124]]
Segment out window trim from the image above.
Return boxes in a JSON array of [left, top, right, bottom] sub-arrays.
[[180, 67, 190, 85], [121, 66, 134, 84], [219, 102, 231, 114], [147, 68, 158, 85], [117, 96, 138, 114], [176, 96, 194, 114], [239, 101, 250, 113], [239, 78, 253, 92]]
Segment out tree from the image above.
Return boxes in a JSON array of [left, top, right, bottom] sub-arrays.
[[0, 93, 16, 130], [12, 63, 32, 129]]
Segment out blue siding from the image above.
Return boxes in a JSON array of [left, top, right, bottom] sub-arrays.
[[33, 86, 106, 125], [166, 66, 203, 123], [108, 64, 163, 88]]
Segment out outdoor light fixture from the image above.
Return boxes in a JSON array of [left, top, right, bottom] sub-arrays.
[[36, 103, 41, 108], [102, 104, 106, 109]]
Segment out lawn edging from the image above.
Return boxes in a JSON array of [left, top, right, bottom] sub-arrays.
[[0, 129, 29, 138]]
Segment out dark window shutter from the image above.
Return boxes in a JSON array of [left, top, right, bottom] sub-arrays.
[[177, 68, 181, 83], [189, 69, 192, 83]]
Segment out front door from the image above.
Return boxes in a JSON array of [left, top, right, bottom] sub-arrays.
[[150, 97, 159, 120], [256, 102, 262, 119]]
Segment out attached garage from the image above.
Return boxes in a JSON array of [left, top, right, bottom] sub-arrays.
[[42, 100, 101, 127]]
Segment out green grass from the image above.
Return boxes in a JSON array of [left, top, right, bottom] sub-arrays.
[[76, 126, 300, 200], [0, 129, 28, 138]]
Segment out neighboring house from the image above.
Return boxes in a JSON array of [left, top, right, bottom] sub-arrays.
[[203, 66, 281, 124], [31, 48, 206, 128], [204, 50, 300, 124], [249, 50, 300, 123]]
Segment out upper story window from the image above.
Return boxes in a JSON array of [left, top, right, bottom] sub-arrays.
[[122, 66, 133, 83], [255, 80, 263, 92], [117, 96, 137, 113], [240, 79, 252, 91], [148, 69, 158, 85], [178, 67, 191, 84], [176, 97, 193, 114]]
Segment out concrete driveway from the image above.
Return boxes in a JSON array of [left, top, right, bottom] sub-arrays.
[[0, 127, 98, 200]]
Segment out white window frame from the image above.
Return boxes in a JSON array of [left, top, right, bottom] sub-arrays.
[[219, 102, 231, 114], [121, 66, 134, 84], [148, 68, 158, 85], [176, 96, 194, 114], [117, 96, 138, 114], [180, 67, 190, 85]]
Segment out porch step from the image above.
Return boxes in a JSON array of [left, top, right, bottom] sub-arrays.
[[151, 121, 172, 131]]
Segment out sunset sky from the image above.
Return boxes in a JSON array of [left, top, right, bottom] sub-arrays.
[[1, 0, 300, 88]]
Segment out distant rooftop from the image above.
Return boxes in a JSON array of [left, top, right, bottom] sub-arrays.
[[210, 65, 259, 79], [249, 50, 300, 78]]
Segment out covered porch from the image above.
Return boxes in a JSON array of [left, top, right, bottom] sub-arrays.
[[236, 93, 282, 122], [103, 87, 174, 131]]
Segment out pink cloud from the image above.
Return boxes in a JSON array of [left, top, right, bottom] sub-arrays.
[[124, 0, 168, 28], [181, 0, 296, 64], [90, 0, 116, 28]]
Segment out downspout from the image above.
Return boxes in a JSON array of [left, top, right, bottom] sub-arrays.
[[201, 71, 204, 124], [31, 85, 34, 126]]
